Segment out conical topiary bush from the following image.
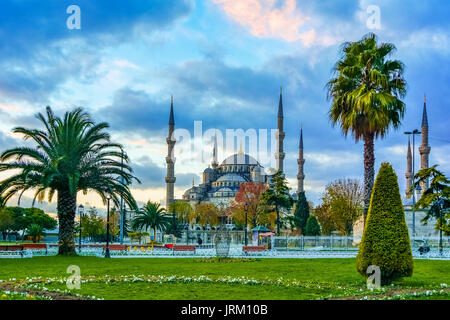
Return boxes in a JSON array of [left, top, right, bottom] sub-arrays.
[[356, 162, 413, 285]]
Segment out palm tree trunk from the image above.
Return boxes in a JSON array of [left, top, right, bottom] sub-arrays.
[[57, 188, 77, 255], [152, 227, 155, 251], [363, 133, 375, 224]]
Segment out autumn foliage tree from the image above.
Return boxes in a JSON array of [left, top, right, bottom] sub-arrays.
[[230, 182, 273, 228], [193, 203, 220, 227], [314, 203, 336, 235], [321, 179, 363, 235]]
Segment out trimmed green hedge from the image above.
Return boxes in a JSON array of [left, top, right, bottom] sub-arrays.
[[357, 163, 413, 285]]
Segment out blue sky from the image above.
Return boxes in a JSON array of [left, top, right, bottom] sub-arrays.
[[0, 0, 449, 211]]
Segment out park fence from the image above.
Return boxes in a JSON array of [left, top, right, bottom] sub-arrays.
[[270, 236, 450, 252], [271, 236, 359, 251]]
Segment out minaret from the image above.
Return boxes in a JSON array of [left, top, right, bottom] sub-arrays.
[[212, 133, 218, 169], [297, 126, 305, 194], [405, 137, 413, 199], [419, 95, 431, 194], [275, 87, 285, 172], [165, 96, 176, 209]]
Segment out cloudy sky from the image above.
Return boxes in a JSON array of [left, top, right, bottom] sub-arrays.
[[0, 0, 449, 213]]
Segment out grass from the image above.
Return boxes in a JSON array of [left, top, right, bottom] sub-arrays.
[[1, 257, 449, 300]]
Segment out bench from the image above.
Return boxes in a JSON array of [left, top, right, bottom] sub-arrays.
[[0, 245, 24, 251], [173, 245, 196, 252], [99, 244, 127, 254], [243, 246, 265, 253], [0, 245, 25, 258], [108, 244, 127, 251], [23, 243, 47, 250]]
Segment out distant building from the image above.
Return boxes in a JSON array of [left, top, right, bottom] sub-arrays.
[[404, 198, 437, 237]]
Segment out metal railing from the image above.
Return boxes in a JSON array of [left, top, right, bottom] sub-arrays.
[[270, 236, 450, 252]]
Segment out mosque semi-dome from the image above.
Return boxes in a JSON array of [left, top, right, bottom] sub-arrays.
[[204, 167, 214, 173]]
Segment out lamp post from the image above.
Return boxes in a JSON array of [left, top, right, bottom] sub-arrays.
[[438, 199, 444, 255], [119, 148, 125, 245], [105, 195, 111, 258], [405, 129, 421, 245], [244, 202, 249, 246], [78, 204, 84, 252]]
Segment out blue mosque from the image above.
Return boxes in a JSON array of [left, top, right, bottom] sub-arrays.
[[164, 89, 305, 209]]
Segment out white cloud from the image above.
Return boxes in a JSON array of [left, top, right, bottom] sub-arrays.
[[399, 29, 450, 55], [308, 151, 361, 167], [114, 59, 141, 70]]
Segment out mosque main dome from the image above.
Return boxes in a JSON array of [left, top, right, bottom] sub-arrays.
[[220, 153, 259, 166], [183, 152, 267, 206]]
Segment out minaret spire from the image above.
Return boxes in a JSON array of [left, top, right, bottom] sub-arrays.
[[169, 95, 175, 126], [421, 94, 428, 127], [297, 126, 305, 194], [165, 96, 176, 209], [275, 87, 285, 172], [405, 136, 413, 199], [419, 95, 431, 194], [212, 133, 218, 169]]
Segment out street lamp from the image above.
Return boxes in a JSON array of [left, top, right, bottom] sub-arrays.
[[119, 147, 125, 245], [438, 199, 444, 255], [244, 202, 249, 247], [405, 129, 421, 244], [105, 194, 111, 258], [78, 204, 84, 252]]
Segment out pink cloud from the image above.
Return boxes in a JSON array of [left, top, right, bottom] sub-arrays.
[[0, 103, 22, 112], [212, 0, 316, 44]]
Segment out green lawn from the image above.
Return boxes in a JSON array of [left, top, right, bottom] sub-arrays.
[[0, 257, 449, 300]]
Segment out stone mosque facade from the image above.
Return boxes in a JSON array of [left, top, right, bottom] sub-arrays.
[[165, 88, 306, 210]]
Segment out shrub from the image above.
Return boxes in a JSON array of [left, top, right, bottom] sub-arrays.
[[305, 216, 321, 236], [357, 163, 413, 285]]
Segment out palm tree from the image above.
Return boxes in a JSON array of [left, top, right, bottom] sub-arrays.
[[326, 33, 407, 222], [132, 201, 171, 248], [0, 107, 139, 255]]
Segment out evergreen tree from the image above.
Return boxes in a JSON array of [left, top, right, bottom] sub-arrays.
[[261, 171, 293, 236], [357, 163, 413, 285], [305, 216, 321, 236], [293, 191, 310, 235], [414, 165, 450, 235]]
